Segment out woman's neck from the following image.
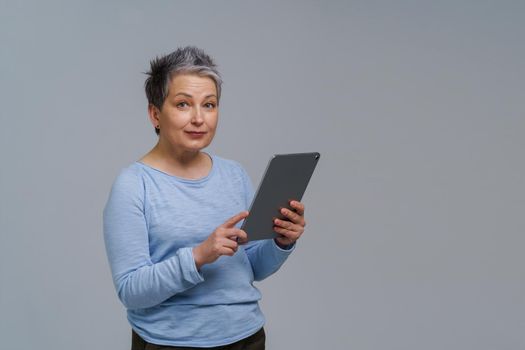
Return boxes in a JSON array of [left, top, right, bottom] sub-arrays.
[[140, 143, 211, 179]]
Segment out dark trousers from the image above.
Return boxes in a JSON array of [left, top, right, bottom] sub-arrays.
[[132, 328, 265, 350]]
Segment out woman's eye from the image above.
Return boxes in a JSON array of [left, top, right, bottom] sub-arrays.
[[204, 102, 216, 109], [176, 101, 189, 108]]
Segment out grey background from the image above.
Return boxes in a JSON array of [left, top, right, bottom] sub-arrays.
[[1, 1, 524, 349]]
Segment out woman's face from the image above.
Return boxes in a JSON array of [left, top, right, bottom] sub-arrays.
[[150, 73, 219, 155]]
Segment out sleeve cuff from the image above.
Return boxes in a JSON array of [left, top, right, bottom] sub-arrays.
[[177, 247, 205, 284], [273, 239, 296, 252]]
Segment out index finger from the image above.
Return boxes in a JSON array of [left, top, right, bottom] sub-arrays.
[[222, 211, 249, 228]]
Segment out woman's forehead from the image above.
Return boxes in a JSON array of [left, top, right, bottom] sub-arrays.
[[168, 74, 217, 97]]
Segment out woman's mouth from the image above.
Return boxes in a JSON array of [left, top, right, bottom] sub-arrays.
[[185, 131, 207, 138]]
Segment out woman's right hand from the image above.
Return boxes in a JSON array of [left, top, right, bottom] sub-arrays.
[[192, 211, 249, 270]]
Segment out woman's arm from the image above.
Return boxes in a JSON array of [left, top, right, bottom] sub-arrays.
[[103, 169, 204, 310], [243, 239, 295, 281]]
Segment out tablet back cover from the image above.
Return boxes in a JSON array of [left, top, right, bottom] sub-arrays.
[[241, 152, 320, 241]]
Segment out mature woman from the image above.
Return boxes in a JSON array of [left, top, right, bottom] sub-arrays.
[[103, 46, 307, 350]]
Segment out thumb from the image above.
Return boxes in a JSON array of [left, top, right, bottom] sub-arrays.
[[222, 211, 249, 228]]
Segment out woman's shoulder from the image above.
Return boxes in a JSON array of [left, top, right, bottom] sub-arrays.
[[210, 153, 248, 177], [109, 162, 146, 190], [104, 162, 147, 209]]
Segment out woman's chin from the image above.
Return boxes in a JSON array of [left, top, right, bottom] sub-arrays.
[[182, 141, 213, 153]]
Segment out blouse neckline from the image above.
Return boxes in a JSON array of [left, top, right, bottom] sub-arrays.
[[135, 152, 216, 185]]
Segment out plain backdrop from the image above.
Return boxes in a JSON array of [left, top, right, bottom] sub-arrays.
[[1, 1, 524, 349]]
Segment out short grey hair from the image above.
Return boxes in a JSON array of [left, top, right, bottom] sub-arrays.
[[144, 46, 222, 135]]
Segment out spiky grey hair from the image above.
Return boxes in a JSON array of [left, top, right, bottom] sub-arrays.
[[144, 46, 222, 135]]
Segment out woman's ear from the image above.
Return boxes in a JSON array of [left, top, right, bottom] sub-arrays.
[[147, 104, 161, 128]]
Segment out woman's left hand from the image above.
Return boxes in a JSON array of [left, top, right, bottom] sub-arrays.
[[273, 200, 306, 248]]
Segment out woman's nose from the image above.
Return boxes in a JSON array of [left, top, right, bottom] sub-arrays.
[[191, 107, 204, 124]]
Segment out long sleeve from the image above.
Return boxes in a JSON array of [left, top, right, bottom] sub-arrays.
[[243, 239, 296, 281], [103, 169, 204, 310], [237, 163, 296, 281]]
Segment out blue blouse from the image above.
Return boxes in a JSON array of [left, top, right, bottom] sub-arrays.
[[103, 153, 295, 347]]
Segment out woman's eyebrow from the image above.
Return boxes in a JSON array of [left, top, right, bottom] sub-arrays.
[[174, 92, 192, 98], [173, 93, 217, 99]]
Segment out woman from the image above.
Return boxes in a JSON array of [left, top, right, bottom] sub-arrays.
[[103, 46, 307, 349]]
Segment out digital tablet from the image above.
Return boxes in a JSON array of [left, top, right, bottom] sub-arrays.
[[240, 152, 320, 241]]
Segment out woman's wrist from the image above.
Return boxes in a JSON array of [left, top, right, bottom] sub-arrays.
[[192, 246, 204, 270]]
